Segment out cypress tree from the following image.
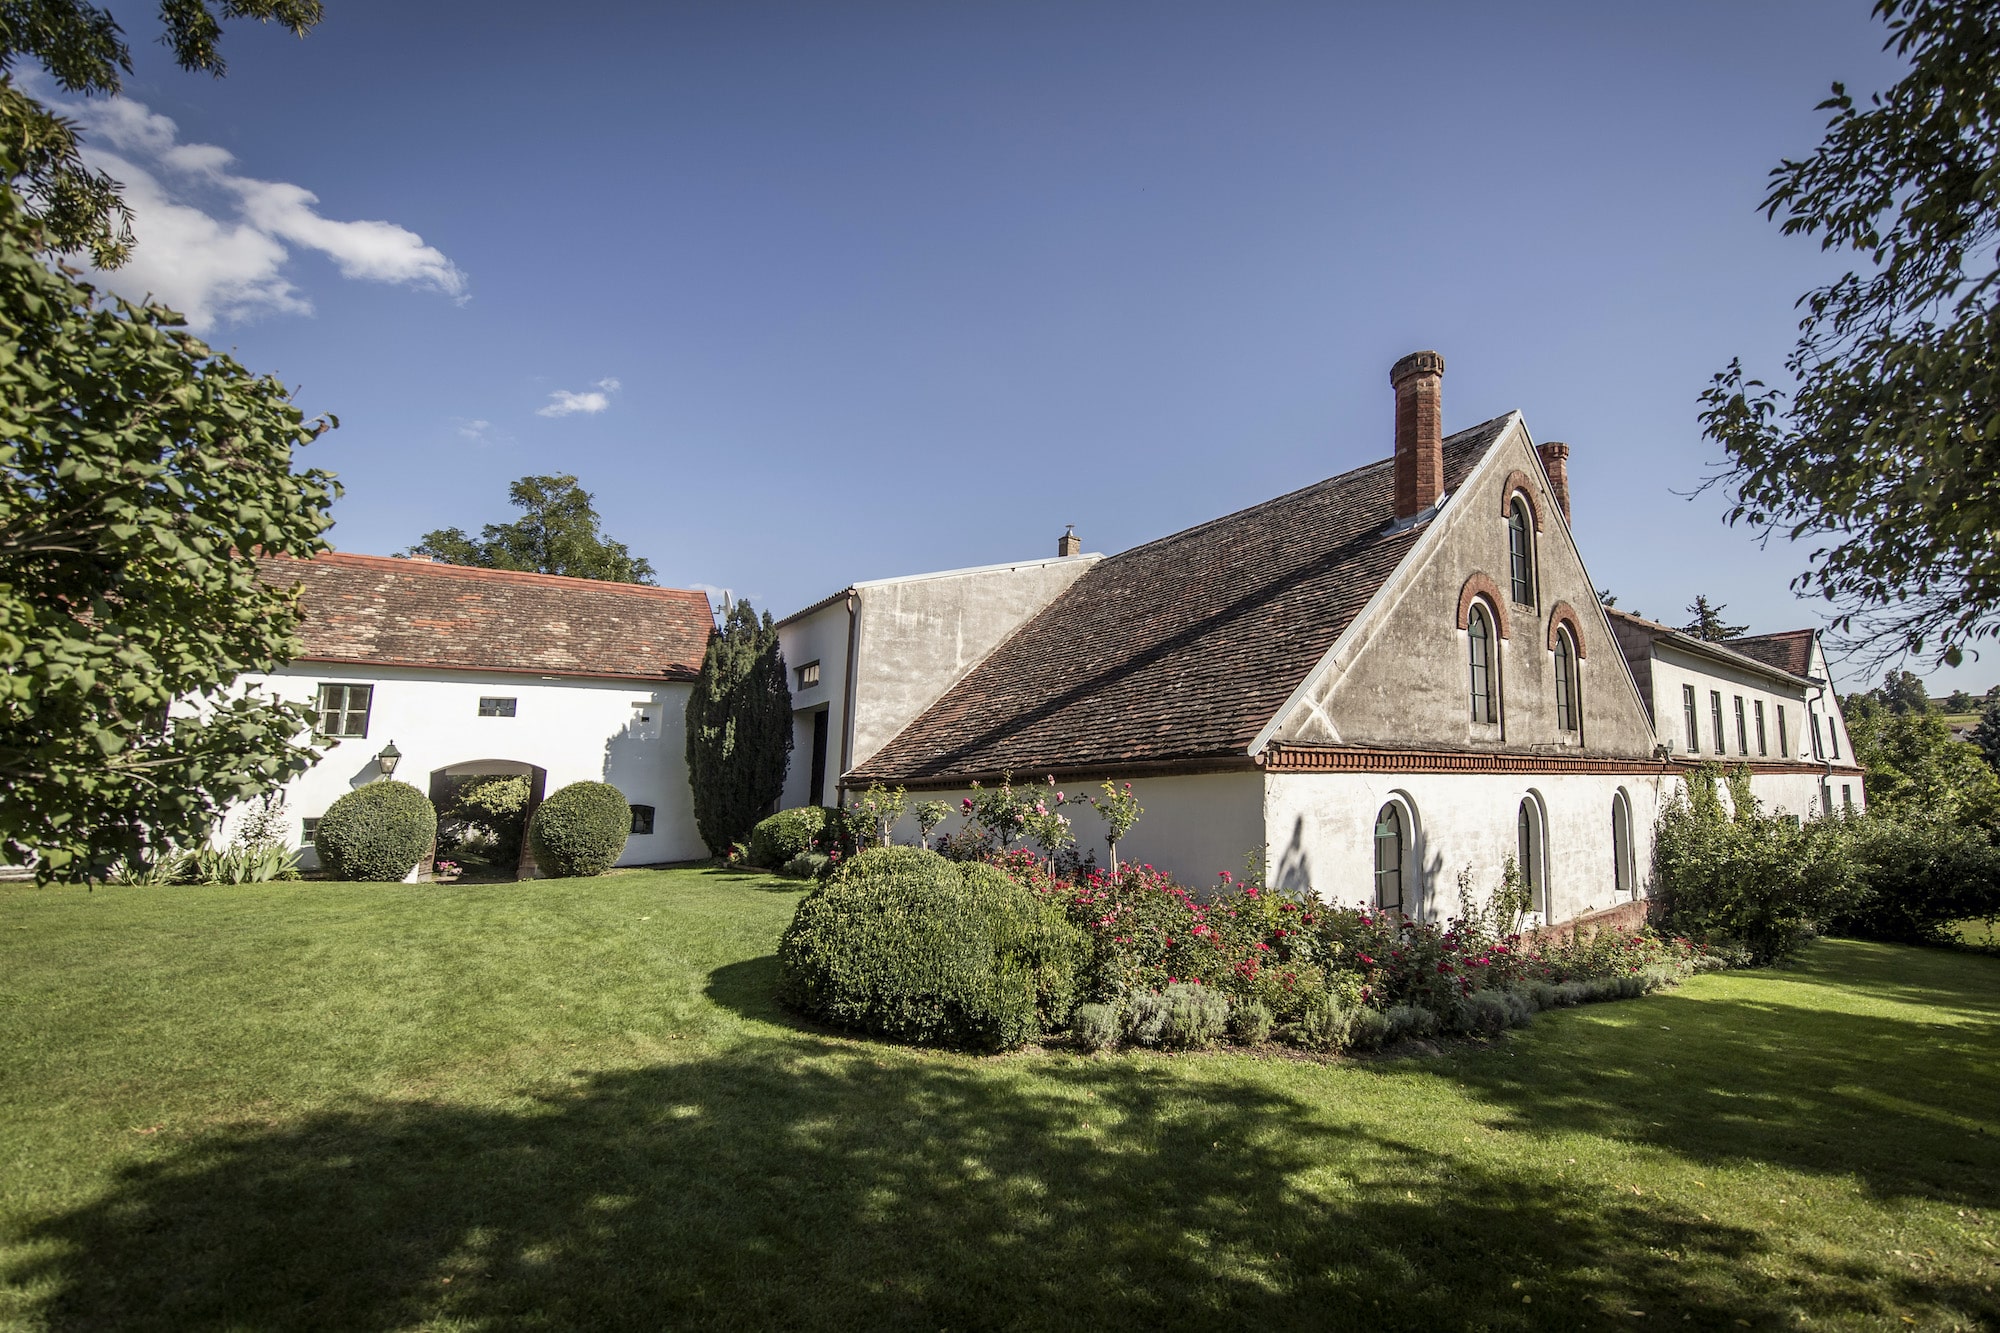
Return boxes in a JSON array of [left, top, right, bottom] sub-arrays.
[[685, 601, 794, 855]]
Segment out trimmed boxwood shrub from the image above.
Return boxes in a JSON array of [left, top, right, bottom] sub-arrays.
[[530, 781, 631, 878], [776, 847, 1085, 1051], [749, 806, 828, 869], [314, 782, 436, 882]]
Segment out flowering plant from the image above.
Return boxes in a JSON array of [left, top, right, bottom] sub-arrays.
[[433, 859, 461, 877], [1084, 781, 1143, 872]]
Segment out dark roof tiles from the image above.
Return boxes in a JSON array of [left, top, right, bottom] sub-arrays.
[[850, 416, 1513, 784], [1726, 629, 1817, 678], [260, 552, 715, 680]]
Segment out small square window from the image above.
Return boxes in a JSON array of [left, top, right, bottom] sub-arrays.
[[314, 683, 372, 739], [797, 660, 821, 689], [478, 697, 517, 718], [302, 817, 320, 841], [629, 804, 655, 835]]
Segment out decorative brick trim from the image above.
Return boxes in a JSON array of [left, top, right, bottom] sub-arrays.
[[1529, 898, 1650, 944], [1547, 600, 1587, 659], [293, 655, 700, 684], [855, 754, 1260, 794], [1499, 472, 1545, 531], [1456, 573, 1510, 639], [1263, 744, 1672, 775]]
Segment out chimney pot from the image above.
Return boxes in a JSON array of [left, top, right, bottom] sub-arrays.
[[1537, 441, 1571, 523], [1058, 525, 1082, 558], [1391, 350, 1446, 520]]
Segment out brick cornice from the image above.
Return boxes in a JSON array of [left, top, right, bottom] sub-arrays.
[[1456, 572, 1510, 638], [1499, 472, 1545, 531], [1263, 744, 1671, 775]]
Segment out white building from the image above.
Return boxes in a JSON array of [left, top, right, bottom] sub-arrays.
[[234, 553, 716, 874], [789, 350, 1866, 925]]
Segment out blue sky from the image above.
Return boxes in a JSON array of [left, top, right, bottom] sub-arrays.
[[67, 1, 1986, 697]]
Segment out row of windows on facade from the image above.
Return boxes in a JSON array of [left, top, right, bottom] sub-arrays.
[[311, 684, 518, 739], [1372, 791, 1638, 918], [1675, 685, 1838, 762], [1465, 601, 1579, 730]]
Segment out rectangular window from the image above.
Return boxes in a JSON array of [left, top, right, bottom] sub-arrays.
[[629, 804, 655, 836], [1734, 696, 1748, 755], [1811, 713, 1825, 760], [797, 660, 821, 689], [478, 697, 517, 718], [313, 683, 372, 739], [1842, 784, 1853, 811], [1755, 700, 1768, 756], [1828, 714, 1840, 760], [1822, 782, 1834, 816], [1777, 705, 1790, 757], [1682, 684, 1699, 753], [1710, 691, 1725, 755], [302, 817, 320, 841]]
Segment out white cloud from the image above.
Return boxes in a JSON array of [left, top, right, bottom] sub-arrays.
[[455, 418, 493, 441], [536, 377, 620, 418], [30, 79, 466, 330]]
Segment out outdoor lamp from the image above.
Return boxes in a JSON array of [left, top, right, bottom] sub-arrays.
[[376, 740, 402, 778]]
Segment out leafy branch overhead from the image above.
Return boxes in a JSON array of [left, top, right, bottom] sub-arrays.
[[0, 157, 339, 879], [1699, 0, 2000, 667], [0, 0, 326, 267]]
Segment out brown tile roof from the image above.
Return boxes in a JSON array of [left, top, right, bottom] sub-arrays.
[[1603, 609, 1815, 687], [259, 552, 715, 681], [1727, 629, 1817, 679], [849, 415, 1514, 785]]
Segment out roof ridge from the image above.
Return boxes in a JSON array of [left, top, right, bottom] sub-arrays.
[[278, 551, 713, 603]]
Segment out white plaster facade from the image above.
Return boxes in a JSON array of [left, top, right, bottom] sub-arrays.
[[227, 663, 703, 873]]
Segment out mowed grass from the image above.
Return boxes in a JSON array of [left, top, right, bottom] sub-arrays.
[[1, 873, 1997, 1331]]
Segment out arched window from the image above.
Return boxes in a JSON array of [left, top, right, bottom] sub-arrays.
[[1374, 803, 1404, 914], [1517, 795, 1547, 917], [1553, 626, 1579, 733], [1508, 498, 1535, 605], [1612, 790, 1635, 898], [1468, 602, 1498, 723]]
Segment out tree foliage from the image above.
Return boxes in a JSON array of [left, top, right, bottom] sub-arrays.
[[684, 600, 791, 856], [1680, 595, 1748, 642], [1867, 667, 1934, 715], [0, 167, 337, 880], [1846, 695, 2000, 828], [1970, 694, 2000, 769], [1699, 0, 2000, 668], [1, 0, 324, 267], [407, 474, 655, 584]]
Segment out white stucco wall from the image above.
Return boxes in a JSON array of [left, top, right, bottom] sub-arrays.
[[880, 772, 1265, 888], [776, 600, 851, 810], [1263, 770, 1662, 924], [1647, 643, 1809, 763], [226, 663, 703, 870]]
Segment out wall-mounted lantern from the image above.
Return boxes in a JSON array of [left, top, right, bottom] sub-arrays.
[[375, 740, 402, 779]]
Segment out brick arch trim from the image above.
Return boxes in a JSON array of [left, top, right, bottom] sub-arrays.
[[1456, 572, 1510, 639], [1499, 472, 1544, 531], [1547, 600, 1587, 658]]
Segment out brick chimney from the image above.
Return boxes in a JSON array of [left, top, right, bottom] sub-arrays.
[[1058, 525, 1082, 557], [1537, 441, 1571, 523], [1391, 350, 1446, 520]]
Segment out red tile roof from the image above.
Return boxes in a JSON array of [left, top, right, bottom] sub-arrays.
[[259, 552, 715, 681], [848, 416, 1513, 785], [1726, 629, 1817, 679]]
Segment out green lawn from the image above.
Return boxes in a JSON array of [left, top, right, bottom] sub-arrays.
[[2, 872, 1996, 1331]]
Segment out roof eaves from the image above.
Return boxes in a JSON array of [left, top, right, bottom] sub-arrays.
[[1610, 611, 1819, 688]]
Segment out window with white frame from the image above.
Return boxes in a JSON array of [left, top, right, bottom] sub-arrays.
[[313, 683, 372, 739], [478, 697, 517, 718], [797, 660, 821, 689]]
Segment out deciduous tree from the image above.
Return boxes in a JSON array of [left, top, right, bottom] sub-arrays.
[[1699, 0, 2000, 668], [408, 474, 656, 584]]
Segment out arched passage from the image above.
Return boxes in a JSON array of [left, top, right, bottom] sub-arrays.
[[428, 759, 548, 878]]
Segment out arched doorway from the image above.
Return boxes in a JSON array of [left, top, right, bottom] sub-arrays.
[[428, 760, 548, 879]]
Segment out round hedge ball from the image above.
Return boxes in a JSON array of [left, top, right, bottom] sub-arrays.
[[529, 781, 632, 877], [314, 781, 438, 882]]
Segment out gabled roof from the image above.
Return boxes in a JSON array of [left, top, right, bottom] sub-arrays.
[[259, 552, 715, 682], [1727, 629, 1818, 679], [1604, 609, 1815, 688], [848, 415, 1514, 785]]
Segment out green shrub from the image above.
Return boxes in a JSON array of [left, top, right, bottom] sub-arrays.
[[1832, 816, 2000, 944], [1227, 998, 1273, 1046], [1456, 989, 1535, 1037], [439, 774, 529, 865], [529, 781, 631, 878], [314, 782, 436, 882], [1653, 764, 1858, 963], [1072, 1002, 1120, 1052], [781, 851, 830, 880], [1286, 993, 1360, 1053], [777, 848, 1071, 1051], [1347, 1006, 1393, 1051], [749, 807, 828, 869], [1125, 983, 1229, 1049], [1384, 1004, 1441, 1042]]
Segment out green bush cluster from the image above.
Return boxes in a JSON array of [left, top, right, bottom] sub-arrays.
[[775, 847, 1085, 1051], [438, 774, 530, 867], [314, 782, 437, 882], [529, 781, 631, 878], [748, 806, 828, 872]]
